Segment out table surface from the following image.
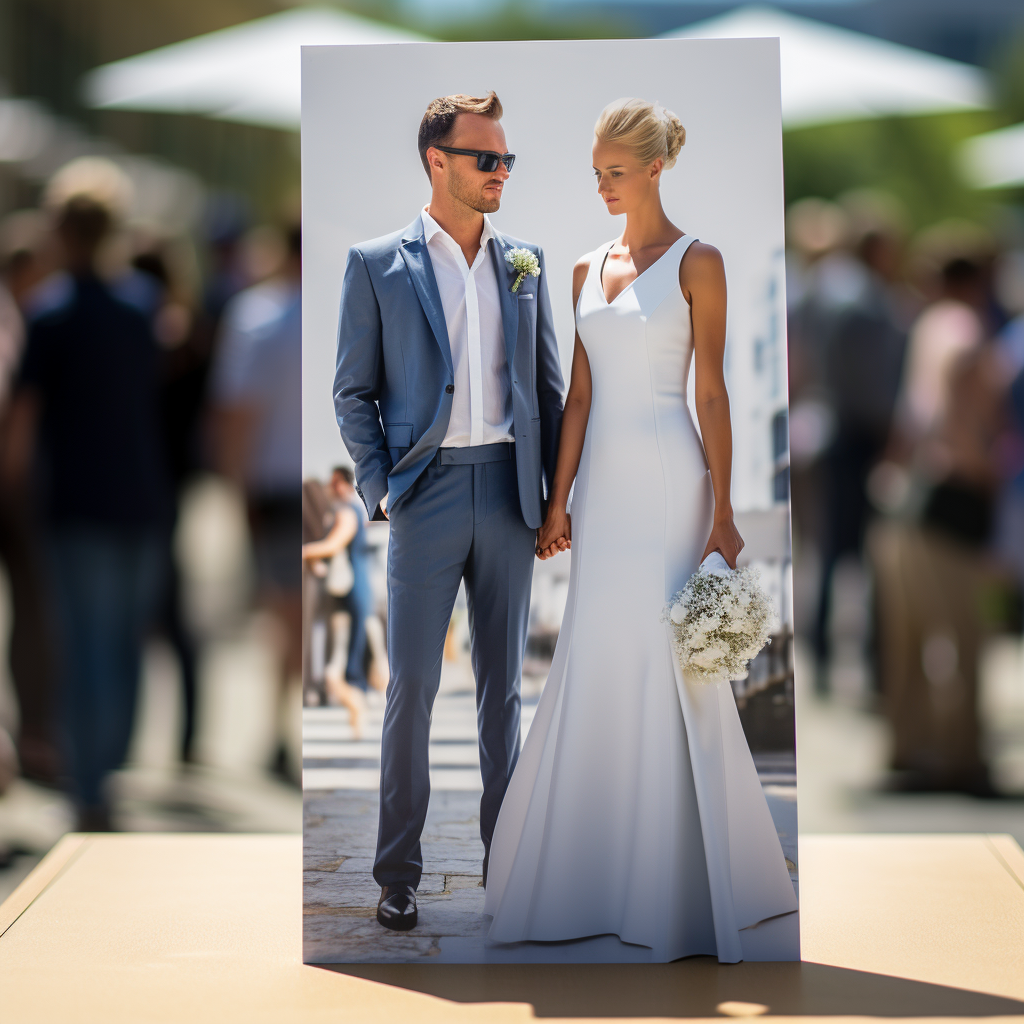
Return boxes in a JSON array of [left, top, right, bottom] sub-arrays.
[[2, 832, 1023, 1023]]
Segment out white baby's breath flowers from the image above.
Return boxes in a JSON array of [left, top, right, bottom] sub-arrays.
[[663, 560, 776, 683], [504, 246, 540, 293]]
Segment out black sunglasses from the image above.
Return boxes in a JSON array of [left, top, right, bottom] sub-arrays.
[[434, 146, 515, 173]]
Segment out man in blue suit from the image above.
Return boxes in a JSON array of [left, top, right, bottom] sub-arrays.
[[334, 92, 564, 931]]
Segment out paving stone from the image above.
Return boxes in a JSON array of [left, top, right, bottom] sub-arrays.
[[304, 855, 348, 873], [304, 873, 381, 909]]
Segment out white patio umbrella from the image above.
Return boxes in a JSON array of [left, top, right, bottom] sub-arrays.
[[83, 6, 427, 131], [959, 122, 1024, 189], [663, 6, 991, 129]]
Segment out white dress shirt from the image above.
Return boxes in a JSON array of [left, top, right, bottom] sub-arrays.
[[421, 208, 513, 448]]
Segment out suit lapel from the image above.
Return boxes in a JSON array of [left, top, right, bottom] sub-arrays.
[[489, 235, 518, 366], [399, 219, 453, 376]]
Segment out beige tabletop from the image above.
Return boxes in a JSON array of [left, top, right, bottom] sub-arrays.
[[1, 832, 1023, 1023]]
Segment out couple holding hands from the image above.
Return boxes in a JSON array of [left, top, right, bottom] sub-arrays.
[[334, 90, 796, 962]]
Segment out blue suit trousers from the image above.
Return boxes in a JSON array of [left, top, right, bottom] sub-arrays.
[[374, 442, 536, 889]]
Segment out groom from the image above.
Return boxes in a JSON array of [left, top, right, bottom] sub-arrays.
[[334, 92, 564, 931]]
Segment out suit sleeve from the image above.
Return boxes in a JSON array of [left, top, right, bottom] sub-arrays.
[[533, 246, 565, 499], [333, 246, 390, 520]]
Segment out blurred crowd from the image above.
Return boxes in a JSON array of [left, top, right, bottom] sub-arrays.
[[787, 189, 1024, 797], [1, 155, 1022, 850], [0, 156, 316, 833]]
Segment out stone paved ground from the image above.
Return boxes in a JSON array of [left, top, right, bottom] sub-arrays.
[[302, 657, 526, 963], [302, 656, 799, 964]]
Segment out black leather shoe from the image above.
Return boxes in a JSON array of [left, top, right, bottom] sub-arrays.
[[377, 884, 417, 930]]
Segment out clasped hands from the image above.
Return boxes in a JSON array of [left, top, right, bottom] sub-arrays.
[[537, 509, 745, 566], [536, 507, 570, 560]]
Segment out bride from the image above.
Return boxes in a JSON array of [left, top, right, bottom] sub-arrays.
[[482, 98, 798, 962]]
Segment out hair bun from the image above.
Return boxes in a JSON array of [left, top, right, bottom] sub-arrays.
[[662, 108, 686, 169], [594, 97, 687, 174]]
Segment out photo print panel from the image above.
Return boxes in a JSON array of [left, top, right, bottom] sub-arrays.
[[301, 37, 798, 964]]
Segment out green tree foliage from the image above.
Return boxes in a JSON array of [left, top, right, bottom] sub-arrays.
[[431, 10, 633, 42], [992, 27, 1024, 124], [784, 27, 1024, 226], [782, 111, 1008, 229], [339, 0, 633, 41]]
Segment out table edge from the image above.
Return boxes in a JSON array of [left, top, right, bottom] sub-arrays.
[[987, 833, 1024, 891], [0, 833, 89, 938]]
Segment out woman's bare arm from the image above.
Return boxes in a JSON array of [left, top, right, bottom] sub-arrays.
[[681, 242, 744, 568], [302, 506, 358, 561], [536, 258, 593, 558]]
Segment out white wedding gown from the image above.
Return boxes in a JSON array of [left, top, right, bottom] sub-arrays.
[[483, 236, 798, 962]]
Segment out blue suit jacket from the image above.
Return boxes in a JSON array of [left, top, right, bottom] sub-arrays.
[[333, 216, 565, 529]]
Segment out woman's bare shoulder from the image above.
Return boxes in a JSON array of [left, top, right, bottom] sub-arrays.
[[572, 253, 593, 295], [574, 252, 593, 276], [682, 240, 724, 268], [679, 241, 725, 286]]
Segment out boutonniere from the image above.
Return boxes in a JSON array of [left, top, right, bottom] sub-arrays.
[[504, 247, 540, 293]]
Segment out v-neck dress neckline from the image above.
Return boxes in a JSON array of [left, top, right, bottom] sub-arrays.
[[596, 235, 691, 307]]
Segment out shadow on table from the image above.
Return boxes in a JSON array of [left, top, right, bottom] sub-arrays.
[[320, 961, 1024, 1018]]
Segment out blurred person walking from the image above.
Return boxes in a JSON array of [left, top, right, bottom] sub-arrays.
[[301, 467, 370, 738], [201, 195, 251, 335], [0, 213, 61, 785], [210, 223, 302, 782], [994, 313, 1024, 583], [788, 194, 909, 692], [326, 466, 374, 693], [3, 196, 169, 829], [302, 475, 333, 707], [129, 242, 206, 764], [871, 253, 1004, 794]]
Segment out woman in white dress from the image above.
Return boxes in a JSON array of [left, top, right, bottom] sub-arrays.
[[483, 98, 798, 962]]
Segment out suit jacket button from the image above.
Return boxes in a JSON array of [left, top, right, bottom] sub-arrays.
[[445, 384, 454, 394]]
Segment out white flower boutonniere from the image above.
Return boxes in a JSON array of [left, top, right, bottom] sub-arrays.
[[504, 247, 540, 293]]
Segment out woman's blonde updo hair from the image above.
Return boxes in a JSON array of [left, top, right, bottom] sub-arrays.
[[594, 97, 686, 170]]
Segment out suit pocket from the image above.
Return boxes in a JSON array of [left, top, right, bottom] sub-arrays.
[[384, 422, 413, 447], [384, 422, 413, 468]]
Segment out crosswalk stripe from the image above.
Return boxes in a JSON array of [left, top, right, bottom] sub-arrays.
[[302, 767, 483, 791], [302, 741, 382, 759], [303, 713, 536, 743], [303, 742, 481, 766], [302, 688, 538, 791]]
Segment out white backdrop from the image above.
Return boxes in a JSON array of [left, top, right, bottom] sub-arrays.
[[301, 38, 787, 512]]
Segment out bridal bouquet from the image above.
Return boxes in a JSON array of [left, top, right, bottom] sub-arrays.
[[663, 552, 776, 683]]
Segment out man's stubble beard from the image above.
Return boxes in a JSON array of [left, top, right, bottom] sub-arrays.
[[446, 166, 501, 214]]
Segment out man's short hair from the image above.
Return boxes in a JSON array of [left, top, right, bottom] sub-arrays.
[[417, 92, 503, 180], [331, 465, 354, 485]]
